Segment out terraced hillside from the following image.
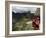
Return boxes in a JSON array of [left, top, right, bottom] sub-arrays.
[[12, 11, 34, 31]]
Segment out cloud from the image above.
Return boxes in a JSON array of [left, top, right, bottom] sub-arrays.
[[12, 6, 37, 13]]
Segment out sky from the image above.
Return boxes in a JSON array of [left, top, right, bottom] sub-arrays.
[[12, 6, 37, 13]]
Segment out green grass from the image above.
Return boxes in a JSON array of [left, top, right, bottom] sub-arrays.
[[12, 17, 34, 31]]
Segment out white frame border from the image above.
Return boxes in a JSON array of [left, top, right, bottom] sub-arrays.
[[9, 4, 43, 34]]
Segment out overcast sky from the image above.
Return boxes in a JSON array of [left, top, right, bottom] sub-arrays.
[[12, 6, 37, 13]]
